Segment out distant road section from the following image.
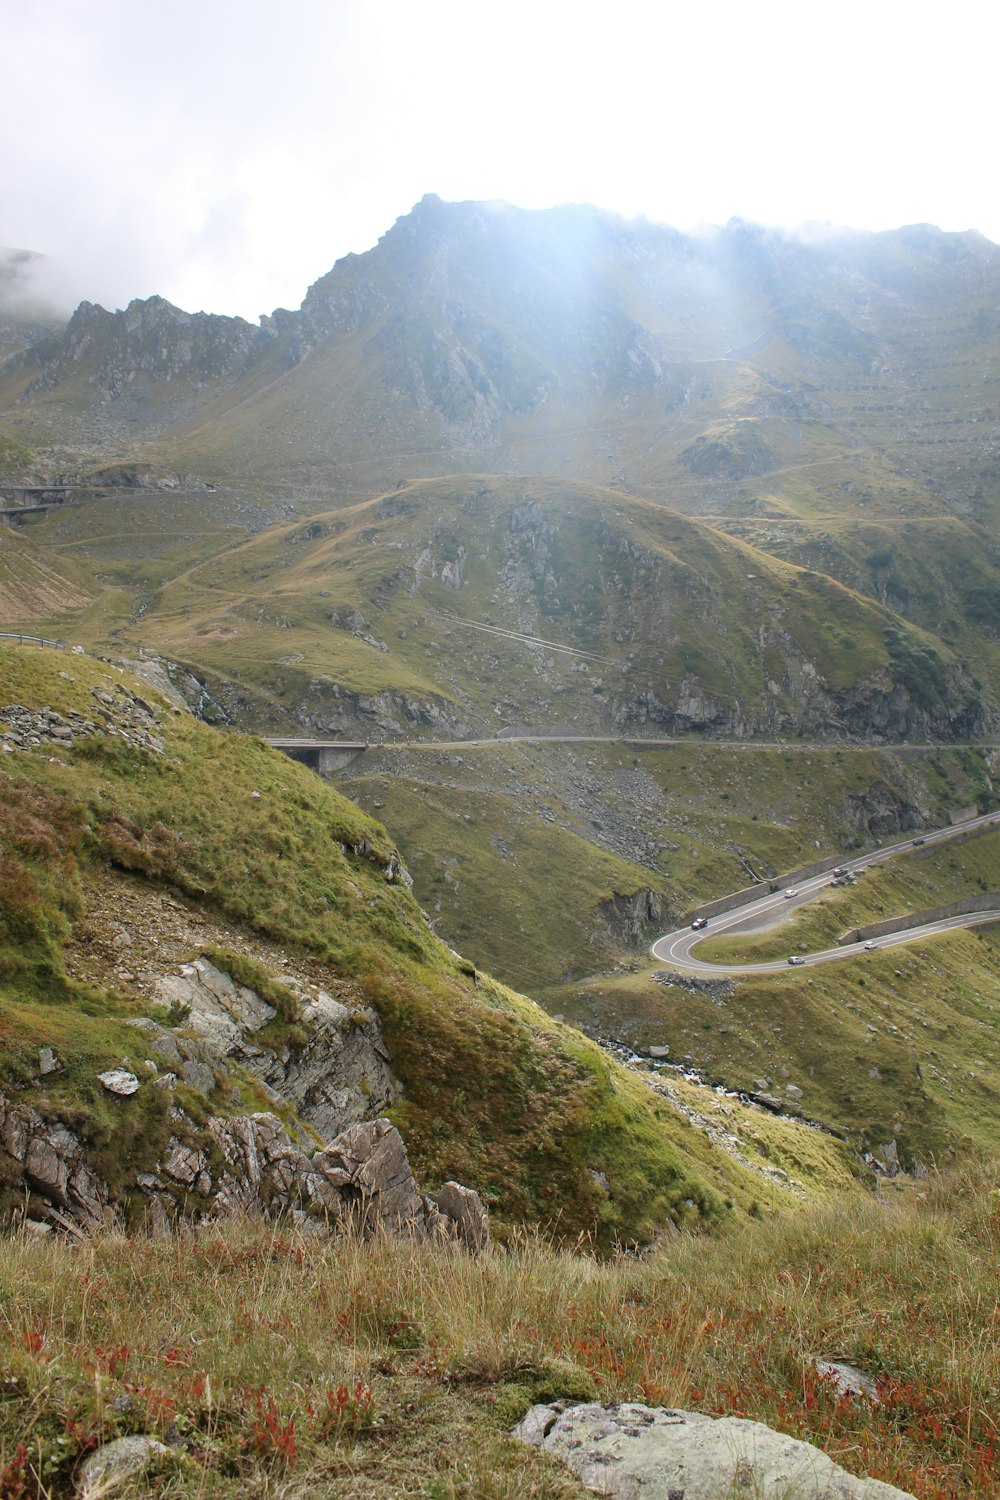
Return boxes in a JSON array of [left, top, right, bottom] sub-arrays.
[[652, 812, 1000, 975], [377, 733, 1000, 754]]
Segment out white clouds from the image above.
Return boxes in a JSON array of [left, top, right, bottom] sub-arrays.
[[1, 0, 995, 319]]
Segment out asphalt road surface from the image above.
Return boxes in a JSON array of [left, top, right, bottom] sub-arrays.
[[652, 811, 1000, 975]]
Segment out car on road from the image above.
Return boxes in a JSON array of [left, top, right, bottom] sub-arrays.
[[832, 866, 848, 878], [691, 916, 708, 930], [784, 888, 798, 898], [863, 940, 878, 950], [787, 954, 805, 965], [912, 838, 926, 847]]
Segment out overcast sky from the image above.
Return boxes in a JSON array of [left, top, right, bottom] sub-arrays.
[[3, 0, 996, 321]]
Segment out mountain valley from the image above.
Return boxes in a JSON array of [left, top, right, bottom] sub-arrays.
[[1, 198, 999, 1497]]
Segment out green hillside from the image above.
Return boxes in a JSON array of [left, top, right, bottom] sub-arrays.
[[340, 739, 998, 989], [1, 1165, 998, 1496], [0, 642, 863, 1244], [1, 201, 1000, 1499], [15, 475, 990, 743]]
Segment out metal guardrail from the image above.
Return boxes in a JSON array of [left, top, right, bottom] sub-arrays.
[[0, 632, 67, 649]]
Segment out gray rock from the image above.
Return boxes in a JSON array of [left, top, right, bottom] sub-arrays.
[[513, 1402, 564, 1444], [25, 1137, 69, 1203], [314, 1117, 426, 1231], [78, 1435, 172, 1496], [162, 1140, 207, 1186], [520, 1402, 915, 1498], [152, 962, 399, 1140], [157, 960, 277, 1044], [812, 1358, 881, 1403], [66, 1162, 107, 1228], [98, 1069, 140, 1096], [433, 1180, 490, 1252], [0, 1096, 113, 1227], [21, 1219, 53, 1237], [876, 1139, 902, 1173], [1, 1087, 487, 1250], [2, 1107, 28, 1161], [38, 1047, 61, 1075], [180, 1058, 216, 1094], [754, 1092, 784, 1112]]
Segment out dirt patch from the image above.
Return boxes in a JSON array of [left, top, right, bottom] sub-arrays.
[[65, 865, 366, 1009]]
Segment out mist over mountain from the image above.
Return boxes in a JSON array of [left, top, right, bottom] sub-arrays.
[[3, 195, 999, 726], [4, 196, 999, 507]]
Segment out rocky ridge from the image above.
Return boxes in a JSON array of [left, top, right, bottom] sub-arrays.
[[23, 296, 273, 421], [4, 858, 494, 1246], [149, 957, 399, 1141], [1, 1092, 488, 1250], [63, 867, 399, 1131]]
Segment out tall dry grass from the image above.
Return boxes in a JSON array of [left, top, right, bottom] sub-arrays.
[[0, 1166, 997, 1497]]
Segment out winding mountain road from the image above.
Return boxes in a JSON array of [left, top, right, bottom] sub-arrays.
[[652, 811, 1000, 975]]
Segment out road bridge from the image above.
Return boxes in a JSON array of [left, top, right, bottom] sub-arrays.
[[265, 737, 368, 774], [0, 483, 113, 528]]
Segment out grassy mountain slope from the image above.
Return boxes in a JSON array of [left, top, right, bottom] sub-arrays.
[[16, 205, 993, 526], [337, 736, 1000, 1171], [0, 642, 863, 1243], [20, 475, 988, 742], [5, 204, 1000, 702], [0, 525, 95, 624], [339, 740, 997, 988]]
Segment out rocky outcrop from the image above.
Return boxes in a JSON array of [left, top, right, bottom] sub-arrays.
[[841, 779, 927, 838], [1, 1092, 488, 1251], [823, 662, 992, 743], [594, 888, 662, 947], [1, 1094, 110, 1233], [0, 684, 165, 756], [611, 659, 993, 744], [515, 1401, 914, 1499], [25, 296, 273, 408], [294, 680, 469, 741], [149, 958, 399, 1141], [330, 606, 388, 653]]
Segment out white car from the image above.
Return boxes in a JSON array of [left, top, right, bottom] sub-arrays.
[[863, 940, 878, 951], [787, 955, 805, 966], [784, 888, 798, 899]]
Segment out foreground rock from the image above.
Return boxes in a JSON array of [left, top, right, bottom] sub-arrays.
[[515, 1402, 914, 1499], [78, 1435, 172, 1497]]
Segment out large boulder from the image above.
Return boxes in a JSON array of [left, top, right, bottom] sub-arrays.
[[514, 1401, 914, 1499]]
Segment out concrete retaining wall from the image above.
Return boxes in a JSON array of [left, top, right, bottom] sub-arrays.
[[838, 892, 1000, 945], [688, 813, 995, 925], [689, 852, 851, 922]]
